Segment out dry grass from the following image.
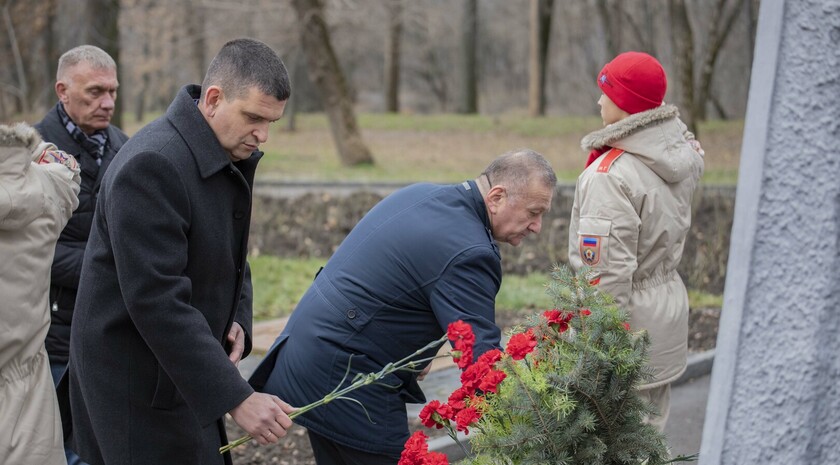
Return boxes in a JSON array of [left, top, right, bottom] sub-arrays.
[[122, 112, 743, 184]]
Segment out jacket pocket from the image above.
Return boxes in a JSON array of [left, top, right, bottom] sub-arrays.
[[150, 364, 179, 410], [248, 334, 289, 392], [578, 217, 611, 267]]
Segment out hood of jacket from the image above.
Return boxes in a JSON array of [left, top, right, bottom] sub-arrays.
[[581, 104, 696, 184], [0, 123, 41, 172]]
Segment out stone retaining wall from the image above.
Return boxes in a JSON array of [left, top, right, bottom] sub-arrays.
[[249, 184, 734, 294]]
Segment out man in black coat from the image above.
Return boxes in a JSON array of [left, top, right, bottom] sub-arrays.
[[249, 150, 557, 465], [66, 38, 295, 465], [35, 45, 128, 465], [34, 44, 128, 384]]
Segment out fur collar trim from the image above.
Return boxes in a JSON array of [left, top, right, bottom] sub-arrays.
[[581, 105, 680, 151], [0, 123, 41, 152]]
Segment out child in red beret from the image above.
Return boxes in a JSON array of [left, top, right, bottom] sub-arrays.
[[569, 51, 705, 432]]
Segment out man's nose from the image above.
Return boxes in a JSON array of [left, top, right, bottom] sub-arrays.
[[529, 217, 543, 234], [101, 94, 115, 110], [254, 124, 269, 143]]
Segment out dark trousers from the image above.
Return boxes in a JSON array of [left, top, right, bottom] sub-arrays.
[[50, 361, 89, 465], [307, 430, 400, 465]]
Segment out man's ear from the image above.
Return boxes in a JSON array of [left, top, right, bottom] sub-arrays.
[[203, 86, 223, 115], [55, 81, 68, 102], [485, 185, 506, 213]]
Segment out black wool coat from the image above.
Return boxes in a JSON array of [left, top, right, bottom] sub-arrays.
[[66, 85, 257, 465], [34, 106, 128, 364]]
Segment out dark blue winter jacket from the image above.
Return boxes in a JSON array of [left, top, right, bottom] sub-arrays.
[[249, 180, 503, 456]]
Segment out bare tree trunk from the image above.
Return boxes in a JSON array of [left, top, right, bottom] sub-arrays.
[[2, 0, 29, 114], [188, 0, 206, 82], [135, 39, 150, 123], [528, 0, 553, 117], [40, 0, 59, 110], [595, 0, 620, 59], [384, 0, 402, 113], [457, 0, 478, 114], [413, 12, 448, 111], [743, 0, 758, 94], [286, 48, 306, 133], [291, 0, 374, 166], [622, 0, 655, 54], [695, 0, 742, 121], [669, 0, 696, 135], [711, 92, 729, 119], [88, 0, 121, 127]]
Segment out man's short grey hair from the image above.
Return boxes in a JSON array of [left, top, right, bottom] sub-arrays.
[[201, 38, 291, 103], [482, 148, 557, 194], [56, 45, 116, 82]]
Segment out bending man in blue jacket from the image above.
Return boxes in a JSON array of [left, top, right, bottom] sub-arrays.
[[249, 149, 557, 465]]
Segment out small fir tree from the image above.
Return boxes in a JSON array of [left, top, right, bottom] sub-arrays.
[[461, 265, 694, 465]]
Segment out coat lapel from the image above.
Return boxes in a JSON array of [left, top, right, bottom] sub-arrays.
[[166, 85, 233, 180]]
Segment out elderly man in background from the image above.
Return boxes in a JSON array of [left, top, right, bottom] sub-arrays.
[[35, 45, 128, 465], [34, 44, 128, 383]]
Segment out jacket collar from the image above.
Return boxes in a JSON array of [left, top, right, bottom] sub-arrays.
[[461, 180, 489, 229], [580, 104, 697, 183], [463, 180, 496, 252], [166, 85, 263, 180], [581, 104, 680, 152]]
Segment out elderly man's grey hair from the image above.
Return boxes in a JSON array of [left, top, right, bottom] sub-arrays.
[[56, 45, 116, 82], [481, 148, 557, 195]]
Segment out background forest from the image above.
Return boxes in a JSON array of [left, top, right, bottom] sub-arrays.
[[3, 0, 757, 144], [2, 0, 750, 320]]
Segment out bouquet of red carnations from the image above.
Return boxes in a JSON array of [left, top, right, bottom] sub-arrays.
[[401, 265, 697, 465]]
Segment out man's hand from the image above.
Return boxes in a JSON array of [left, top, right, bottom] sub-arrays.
[[227, 322, 245, 366], [417, 363, 432, 382], [229, 393, 295, 445]]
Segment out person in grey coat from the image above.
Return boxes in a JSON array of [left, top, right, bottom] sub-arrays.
[[249, 149, 557, 465], [64, 38, 295, 465], [0, 123, 80, 465]]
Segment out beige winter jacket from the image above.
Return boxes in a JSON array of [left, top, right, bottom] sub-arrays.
[[0, 123, 80, 465], [569, 105, 704, 389]]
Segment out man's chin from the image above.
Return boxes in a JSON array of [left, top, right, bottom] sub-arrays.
[[229, 151, 253, 162]]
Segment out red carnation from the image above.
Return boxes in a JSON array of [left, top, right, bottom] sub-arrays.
[[543, 309, 573, 333], [447, 386, 473, 410], [424, 451, 449, 465], [460, 360, 491, 391], [448, 320, 476, 368], [581, 308, 592, 316], [418, 400, 453, 429], [624, 322, 631, 331], [452, 339, 474, 369], [398, 431, 429, 465], [478, 369, 507, 394], [447, 320, 475, 344], [454, 406, 481, 433], [476, 348, 502, 366], [506, 329, 537, 360]]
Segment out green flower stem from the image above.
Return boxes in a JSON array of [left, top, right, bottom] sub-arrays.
[[220, 334, 449, 454], [445, 425, 471, 458]]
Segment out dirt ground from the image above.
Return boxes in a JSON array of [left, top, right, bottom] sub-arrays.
[[226, 307, 721, 465]]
